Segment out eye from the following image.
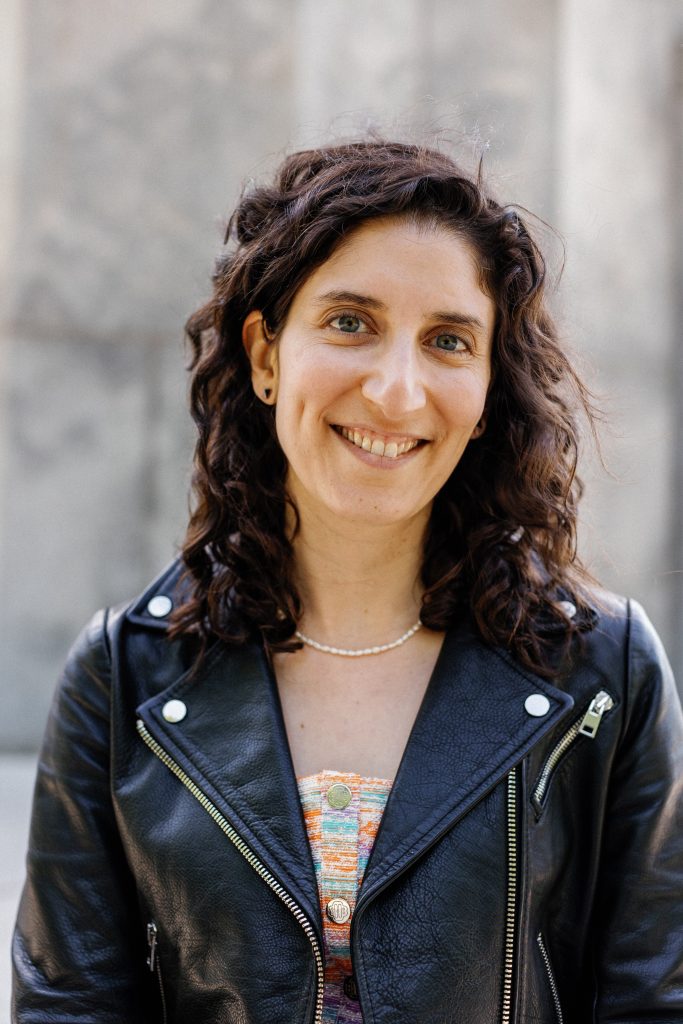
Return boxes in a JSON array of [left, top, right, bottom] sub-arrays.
[[432, 333, 468, 353], [329, 313, 369, 334]]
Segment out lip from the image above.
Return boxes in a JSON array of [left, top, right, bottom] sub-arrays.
[[331, 424, 427, 466], [332, 423, 426, 446]]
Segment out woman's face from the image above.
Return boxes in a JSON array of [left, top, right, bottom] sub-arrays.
[[246, 215, 495, 529]]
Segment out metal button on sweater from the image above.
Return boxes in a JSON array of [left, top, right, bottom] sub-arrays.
[[326, 898, 352, 924], [327, 783, 352, 809]]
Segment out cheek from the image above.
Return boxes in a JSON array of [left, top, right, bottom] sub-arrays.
[[272, 367, 333, 459], [278, 350, 356, 420], [443, 375, 490, 429]]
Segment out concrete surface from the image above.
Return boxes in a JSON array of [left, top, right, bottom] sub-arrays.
[[1, 0, 682, 750], [0, 755, 37, 1020]]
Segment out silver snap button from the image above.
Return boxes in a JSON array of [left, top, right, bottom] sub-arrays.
[[162, 699, 187, 723], [524, 693, 551, 717], [326, 897, 351, 924], [147, 595, 173, 618], [558, 599, 576, 619], [327, 783, 352, 809]]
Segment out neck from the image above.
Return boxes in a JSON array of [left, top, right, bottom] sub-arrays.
[[289, 504, 429, 649]]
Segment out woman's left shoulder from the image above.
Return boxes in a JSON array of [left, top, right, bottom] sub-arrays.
[[580, 587, 670, 669], [575, 586, 681, 733], [573, 592, 683, 1019]]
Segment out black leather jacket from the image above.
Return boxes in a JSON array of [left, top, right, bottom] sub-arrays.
[[12, 560, 683, 1023]]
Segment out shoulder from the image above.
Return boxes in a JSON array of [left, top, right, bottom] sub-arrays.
[[581, 588, 673, 675], [573, 587, 681, 745], [55, 558, 192, 715], [568, 586, 666, 667]]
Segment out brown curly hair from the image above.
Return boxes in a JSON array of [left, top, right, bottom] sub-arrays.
[[169, 139, 599, 677]]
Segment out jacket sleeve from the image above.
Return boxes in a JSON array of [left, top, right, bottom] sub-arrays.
[[12, 610, 151, 1023], [593, 600, 683, 1021]]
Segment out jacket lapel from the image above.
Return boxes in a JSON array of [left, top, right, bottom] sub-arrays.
[[137, 626, 575, 929], [136, 640, 322, 934], [357, 626, 575, 905]]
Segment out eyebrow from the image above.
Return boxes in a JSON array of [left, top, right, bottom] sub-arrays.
[[430, 310, 486, 333], [312, 290, 486, 333], [313, 290, 387, 311]]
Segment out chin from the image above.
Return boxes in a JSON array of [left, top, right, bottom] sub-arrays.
[[327, 493, 430, 528]]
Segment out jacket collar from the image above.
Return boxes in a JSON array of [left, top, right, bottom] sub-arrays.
[[136, 638, 322, 931], [357, 625, 574, 905], [136, 623, 575, 934]]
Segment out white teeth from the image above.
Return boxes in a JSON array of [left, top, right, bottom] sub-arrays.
[[337, 426, 421, 459]]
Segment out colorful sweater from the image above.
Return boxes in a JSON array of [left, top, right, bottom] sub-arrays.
[[296, 770, 393, 1023]]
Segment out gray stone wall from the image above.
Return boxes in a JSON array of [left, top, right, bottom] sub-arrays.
[[1, 0, 681, 749]]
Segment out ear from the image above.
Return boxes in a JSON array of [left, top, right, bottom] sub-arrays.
[[470, 412, 487, 439], [242, 311, 278, 404]]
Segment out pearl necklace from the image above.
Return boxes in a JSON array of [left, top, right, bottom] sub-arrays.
[[295, 620, 422, 657]]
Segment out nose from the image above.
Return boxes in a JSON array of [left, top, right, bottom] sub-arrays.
[[360, 333, 427, 419]]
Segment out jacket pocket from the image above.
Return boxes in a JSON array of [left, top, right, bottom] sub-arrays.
[[147, 921, 168, 1024], [536, 932, 563, 1024], [531, 689, 614, 816]]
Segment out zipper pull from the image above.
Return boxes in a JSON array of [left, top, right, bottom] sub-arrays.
[[147, 921, 158, 973], [578, 690, 614, 738]]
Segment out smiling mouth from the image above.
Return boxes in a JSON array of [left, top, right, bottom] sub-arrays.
[[332, 425, 425, 459]]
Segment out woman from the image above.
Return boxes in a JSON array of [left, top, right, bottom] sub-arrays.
[[13, 140, 683, 1023]]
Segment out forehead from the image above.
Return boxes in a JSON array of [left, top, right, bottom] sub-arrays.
[[290, 215, 494, 326]]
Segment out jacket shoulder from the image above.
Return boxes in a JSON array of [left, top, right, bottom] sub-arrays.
[[579, 587, 680, 737], [43, 607, 116, 744], [580, 586, 648, 659], [49, 559, 187, 716], [586, 588, 672, 672]]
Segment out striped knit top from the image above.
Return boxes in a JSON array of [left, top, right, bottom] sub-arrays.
[[297, 770, 393, 1023]]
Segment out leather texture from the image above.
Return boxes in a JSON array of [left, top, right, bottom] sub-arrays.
[[12, 559, 683, 1023]]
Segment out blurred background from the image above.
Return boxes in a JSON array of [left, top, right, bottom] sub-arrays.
[[1, 0, 682, 1005]]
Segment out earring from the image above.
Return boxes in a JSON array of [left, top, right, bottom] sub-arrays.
[[264, 388, 272, 400]]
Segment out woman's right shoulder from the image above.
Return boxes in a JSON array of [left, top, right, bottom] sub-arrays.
[[60, 557, 192, 708]]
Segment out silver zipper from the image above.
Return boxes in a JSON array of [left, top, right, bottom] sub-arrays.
[[146, 921, 158, 973], [147, 921, 168, 1024], [137, 719, 325, 1024], [500, 768, 518, 1024], [533, 690, 614, 808], [537, 932, 563, 1024], [577, 690, 614, 738]]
